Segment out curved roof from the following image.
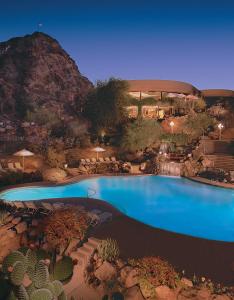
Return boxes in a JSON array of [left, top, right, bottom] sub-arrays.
[[127, 80, 199, 94], [201, 89, 234, 98]]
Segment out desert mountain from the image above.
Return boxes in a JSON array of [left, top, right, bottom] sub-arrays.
[[0, 32, 93, 119]]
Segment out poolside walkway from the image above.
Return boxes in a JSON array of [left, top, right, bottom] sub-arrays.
[[189, 176, 234, 189]]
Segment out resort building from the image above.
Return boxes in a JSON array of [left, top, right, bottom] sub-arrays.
[[201, 89, 234, 106], [126, 79, 200, 119]]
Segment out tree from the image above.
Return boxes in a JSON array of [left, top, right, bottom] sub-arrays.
[[43, 207, 89, 255], [84, 78, 129, 132], [46, 147, 66, 168], [184, 112, 214, 138], [121, 119, 162, 152]]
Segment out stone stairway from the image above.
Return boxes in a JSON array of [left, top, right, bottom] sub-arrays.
[[64, 237, 102, 299], [205, 154, 234, 171]]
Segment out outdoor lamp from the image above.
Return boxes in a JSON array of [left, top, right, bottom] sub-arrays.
[[217, 123, 224, 140], [169, 121, 175, 134]]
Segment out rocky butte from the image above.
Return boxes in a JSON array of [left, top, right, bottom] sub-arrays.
[[0, 32, 93, 119]]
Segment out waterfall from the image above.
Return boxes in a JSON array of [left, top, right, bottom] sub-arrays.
[[159, 162, 182, 176]]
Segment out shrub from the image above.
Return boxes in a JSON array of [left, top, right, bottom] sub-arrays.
[[53, 256, 73, 282], [97, 239, 120, 262], [0, 209, 8, 225], [129, 256, 179, 288]]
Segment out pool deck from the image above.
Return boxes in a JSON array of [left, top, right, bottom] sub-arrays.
[[189, 176, 234, 189]]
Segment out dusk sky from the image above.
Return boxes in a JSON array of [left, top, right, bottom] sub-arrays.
[[0, 0, 234, 90]]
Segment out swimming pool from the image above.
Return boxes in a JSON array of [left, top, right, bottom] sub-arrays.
[[1, 175, 234, 242]]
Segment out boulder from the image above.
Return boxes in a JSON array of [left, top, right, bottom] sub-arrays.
[[212, 295, 231, 300], [155, 285, 177, 300], [125, 286, 145, 300], [116, 258, 126, 269], [15, 222, 27, 234], [42, 168, 67, 183], [196, 288, 211, 299], [31, 219, 39, 227], [94, 261, 117, 281], [180, 277, 193, 288], [11, 217, 21, 225], [125, 268, 139, 288]]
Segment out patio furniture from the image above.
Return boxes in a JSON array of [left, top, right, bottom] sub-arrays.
[[15, 162, 23, 171], [85, 158, 91, 164], [52, 202, 64, 210], [91, 158, 97, 163], [0, 163, 6, 172], [8, 162, 17, 172], [111, 157, 117, 162], [104, 157, 111, 162], [13, 201, 26, 212], [98, 157, 104, 163], [80, 159, 86, 165], [24, 201, 37, 211]]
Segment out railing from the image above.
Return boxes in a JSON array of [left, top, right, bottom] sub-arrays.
[[87, 187, 96, 198]]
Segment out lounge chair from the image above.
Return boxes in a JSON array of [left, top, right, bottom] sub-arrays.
[[91, 158, 97, 163], [37, 202, 54, 215], [52, 202, 64, 210], [98, 157, 104, 163], [85, 158, 91, 164], [0, 163, 6, 173], [15, 162, 23, 171], [111, 157, 117, 162], [140, 162, 146, 171], [24, 201, 38, 214], [230, 171, 234, 183], [8, 163, 17, 172], [104, 157, 111, 162], [13, 201, 26, 211], [80, 159, 86, 165]]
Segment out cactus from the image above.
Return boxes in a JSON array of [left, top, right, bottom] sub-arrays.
[[27, 265, 36, 281], [13, 285, 29, 300], [6, 291, 17, 300], [33, 260, 49, 289], [30, 288, 53, 300], [52, 280, 63, 297], [97, 239, 120, 262], [26, 283, 36, 296], [2, 251, 28, 274], [10, 261, 25, 286], [53, 256, 73, 282], [44, 282, 55, 296], [58, 291, 67, 300], [26, 249, 37, 267]]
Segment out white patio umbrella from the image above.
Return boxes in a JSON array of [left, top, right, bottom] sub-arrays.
[[92, 147, 106, 159], [14, 149, 34, 171], [186, 94, 199, 100], [167, 93, 178, 98]]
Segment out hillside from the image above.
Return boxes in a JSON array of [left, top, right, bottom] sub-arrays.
[[0, 32, 93, 120]]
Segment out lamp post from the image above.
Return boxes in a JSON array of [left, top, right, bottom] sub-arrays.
[[217, 123, 224, 140], [169, 121, 175, 134]]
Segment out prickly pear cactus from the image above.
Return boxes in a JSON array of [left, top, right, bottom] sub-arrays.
[[13, 284, 29, 300], [2, 251, 27, 273], [58, 291, 68, 300], [26, 249, 37, 267], [52, 280, 63, 297], [26, 283, 36, 296], [34, 260, 49, 289], [30, 288, 53, 300], [10, 261, 25, 286]]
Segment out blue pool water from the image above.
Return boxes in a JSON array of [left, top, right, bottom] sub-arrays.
[[1, 175, 234, 242]]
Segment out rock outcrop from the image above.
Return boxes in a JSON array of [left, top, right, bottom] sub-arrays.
[[0, 32, 93, 119]]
